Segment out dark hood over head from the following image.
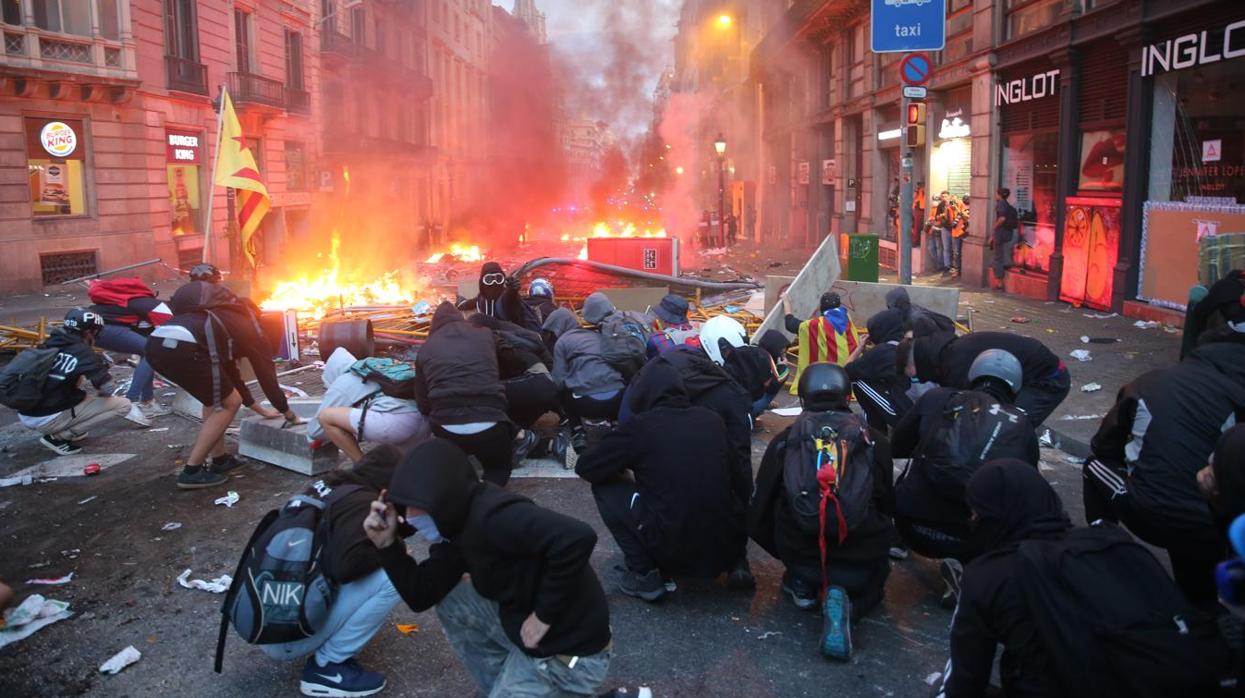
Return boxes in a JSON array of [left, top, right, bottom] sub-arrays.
[[866, 308, 906, 344], [724, 344, 774, 400], [388, 439, 481, 539], [968, 459, 1070, 552], [541, 307, 579, 339], [885, 287, 911, 313], [912, 331, 954, 382], [758, 330, 790, 362], [169, 280, 235, 315], [431, 301, 463, 334], [1212, 424, 1245, 524], [630, 359, 691, 412], [478, 261, 506, 302]]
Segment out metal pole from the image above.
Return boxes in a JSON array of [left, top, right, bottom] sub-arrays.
[[61, 258, 165, 285], [202, 86, 228, 265], [717, 156, 726, 247], [899, 93, 913, 285]]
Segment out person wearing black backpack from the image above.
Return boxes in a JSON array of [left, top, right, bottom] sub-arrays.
[[892, 349, 1039, 608], [413, 302, 515, 486], [846, 308, 914, 433], [576, 360, 753, 602], [543, 303, 625, 466], [145, 281, 302, 489], [936, 459, 1228, 698], [749, 363, 894, 661], [9, 308, 148, 456], [368, 439, 613, 697]]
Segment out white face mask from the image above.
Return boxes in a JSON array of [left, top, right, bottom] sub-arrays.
[[408, 514, 444, 544]]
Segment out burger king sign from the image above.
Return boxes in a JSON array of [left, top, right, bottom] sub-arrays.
[[40, 121, 77, 158]]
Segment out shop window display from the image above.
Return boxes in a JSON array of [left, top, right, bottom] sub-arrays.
[[1001, 131, 1058, 272], [27, 118, 87, 217], [1148, 59, 1245, 204]]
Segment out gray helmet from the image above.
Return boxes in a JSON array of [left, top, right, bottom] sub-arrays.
[[968, 349, 1022, 394], [797, 362, 850, 403]]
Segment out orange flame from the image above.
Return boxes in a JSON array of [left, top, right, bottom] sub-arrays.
[[425, 242, 485, 264]]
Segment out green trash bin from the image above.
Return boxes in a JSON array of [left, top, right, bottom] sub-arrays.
[[846, 234, 879, 283]]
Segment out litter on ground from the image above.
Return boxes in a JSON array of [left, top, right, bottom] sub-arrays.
[[25, 573, 73, 586], [0, 595, 73, 649], [1069, 350, 1092, 362], [214, 491, 240, 508], [176, 569, 232, 594], [99, 645, 142, 675], [1081, 383, 1102, 392]]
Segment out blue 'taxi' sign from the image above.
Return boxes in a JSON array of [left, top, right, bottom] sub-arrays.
[[871, 0, 947, 54]]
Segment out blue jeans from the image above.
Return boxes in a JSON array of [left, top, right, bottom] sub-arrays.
[[95, 324, 154, 402], [938, 227, 953, 270], [951, 236, 963, 272], [751, 381, 782, 420], [261, 568, 401, 666]]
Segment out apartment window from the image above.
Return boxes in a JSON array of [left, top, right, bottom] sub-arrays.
[[33, 0, 90, 35], [1005, 0, 1069, 41], [165, 0, 199, 61], [285, 30, 304, 90], [234, 9, 252, 73], [285, 142, 306, 191], [2, 0, 21, 25], [321, 0, 334, 33], [351, 6, 366, 45]]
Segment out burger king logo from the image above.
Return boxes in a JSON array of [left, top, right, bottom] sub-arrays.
[[40, 121, 77, 158]]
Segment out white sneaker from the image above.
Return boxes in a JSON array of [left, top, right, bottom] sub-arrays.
[[139, 401, 171, 419], [124, 403, 152, 428]]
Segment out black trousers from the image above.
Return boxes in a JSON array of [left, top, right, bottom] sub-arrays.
[[503, 373, 560, 429], [592, 477, 658, 574], [1082, 459, 1224, 607], [895, 515, 976, 563], [1016, 368, 1071, 427], [561, 390, 622, 425], [432, 422, 516, 487]]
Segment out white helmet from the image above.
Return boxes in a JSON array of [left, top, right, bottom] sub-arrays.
[[699, 316, 747, 366]]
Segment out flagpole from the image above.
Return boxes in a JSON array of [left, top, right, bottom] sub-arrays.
[[202, 85, 228, 265]]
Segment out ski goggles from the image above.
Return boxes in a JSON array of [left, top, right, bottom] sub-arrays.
[[481, 273, 506, 286]]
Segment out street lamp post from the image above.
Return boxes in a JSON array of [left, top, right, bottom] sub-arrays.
[[714, 133, 726, 248]]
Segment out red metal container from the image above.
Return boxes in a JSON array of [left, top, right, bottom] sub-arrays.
[[586, 238, 680, 277]]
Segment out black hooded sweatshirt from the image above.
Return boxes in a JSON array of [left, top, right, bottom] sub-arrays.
[[886, 286, 956, 337], [912, 331, 1061, 390], [938, 459, 1072, 698], [382, 439, 611, 657], [413, 302, 509, 426], [461, 261, 539, 332], [576, 362, 747, 577], [1212, 424, 1245, 525], [20, 329, 113, 417], [627, 347, 754, 504], [846, 309, 913, 428], [1091, 338, 1245, 533]]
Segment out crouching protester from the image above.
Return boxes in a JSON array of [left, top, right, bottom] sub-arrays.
[[576, 361, 751, 602], [308, 348, 430, 463], [467, 313, 561, 463], [845, 309, 914, 432], [255, 446, 414, 697], [891, 350, 1038, 608], [145, 281, 302, 489], [749, 363, 894, 661], [87, 277, 173, 421], [4, 308, 148, 456], [368, 439, 613, 697], [936, 459, 1229, 698]]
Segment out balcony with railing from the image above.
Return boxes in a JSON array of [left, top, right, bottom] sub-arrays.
[[166, 55, 208, 95], [320, 29, 358, 60], [287, 87, 310, 114], [1, 25, 136, 84], [227, 72, 286, 110]]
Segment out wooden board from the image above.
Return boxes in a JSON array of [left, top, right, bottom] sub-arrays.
[[1139, 202, 1245, 310]]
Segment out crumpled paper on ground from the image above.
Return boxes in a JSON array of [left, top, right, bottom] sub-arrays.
[[769, 406, 803, 417], [1069, 349, 1092, 362], [99, 645, 141, 675], [26, 573, 73, 586], [214, 491, 239, 508], [1081, 383, 1102, 392], [0, 594, 73, 648], [177, 569, 232, 594]]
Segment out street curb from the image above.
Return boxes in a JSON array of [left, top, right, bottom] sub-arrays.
[[1044, 426, 1091, 460]]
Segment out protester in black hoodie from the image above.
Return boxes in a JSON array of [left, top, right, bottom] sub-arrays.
[[846, 308, 913, 432], [460, 261, 540, 332], [576, 361, 751, 602], [145, 281, 300, 490], [885, 286, 955, 337], [414, 302, 514, 486], [899, 330, 1069, 426], [1084, 323, 1245, 606], [373, 439, 612, 696], [263, 446, 441, 698], [1199, 425, 1245, 526]]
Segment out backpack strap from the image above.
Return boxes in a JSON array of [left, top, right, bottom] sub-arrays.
[[215, 508, 279, 674], [814, 429, 850, 598], [350, 392, 381, 442]]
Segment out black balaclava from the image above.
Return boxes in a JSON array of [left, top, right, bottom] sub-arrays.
[[477, 261, 506, 315], [866, 308, 906, 345], [724, 344, 773, 401], [387, 439, 482, 540], [1211, 424, 1245, 527], [967, 458, 1070, 553]]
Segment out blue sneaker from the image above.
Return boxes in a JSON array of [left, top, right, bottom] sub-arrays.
[[300, 657, 386, 697], [820, 585, 853, 661]]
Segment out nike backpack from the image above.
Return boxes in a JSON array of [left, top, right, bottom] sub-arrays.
[[213, 483, 360, 672]]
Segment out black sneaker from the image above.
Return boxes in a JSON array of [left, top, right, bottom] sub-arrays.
[[781, 573, 818, 611], [512, 429, 541, 466], [726, 559, 757, 592], [618, 568, 665, 602], [176, 465, 229, 490], [209, 454, 246, 474], [300, 656, 385, 697], [39, 435, 82, 456], [940, 558, 964, 610], [820, 585, 853, 661]]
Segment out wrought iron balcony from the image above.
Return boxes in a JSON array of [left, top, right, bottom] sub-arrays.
[[165, 55, 208, 95], [227, 71, 286, 109]]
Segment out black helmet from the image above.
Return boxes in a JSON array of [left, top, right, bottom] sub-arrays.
[[63, 307, 104, 334], [797, 362, 850, 403], [189, 263, 222, 283]]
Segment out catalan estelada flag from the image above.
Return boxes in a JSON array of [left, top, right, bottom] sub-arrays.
[[213, 88, 269, 267], [790, 309, 860, 395]]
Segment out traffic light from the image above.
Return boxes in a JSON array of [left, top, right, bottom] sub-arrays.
[[906, 102, 926, 148]]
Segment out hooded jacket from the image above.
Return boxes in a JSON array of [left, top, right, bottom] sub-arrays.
[[383, 439, 611, 657], [468, 314, 553, 378], [307, 348, 425, 443], [886, 286, 956, 337], [1091, 339, 1245, 533], [581, 292, 616, 326], [629, 347, 753, 503], [19, 329, 113, 418], [413, 302, 508, 425], [913, 331, 1061, 390], [90, 295, 171, 334], [722, 344, 774, 401], [846, 309, 913, 429], [938, 459, 1071, 698], [461, 262, 539, 332], [545, 307, 624, 395], [1212, 424, 1245, 524], [576, 362, 746, 577]]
